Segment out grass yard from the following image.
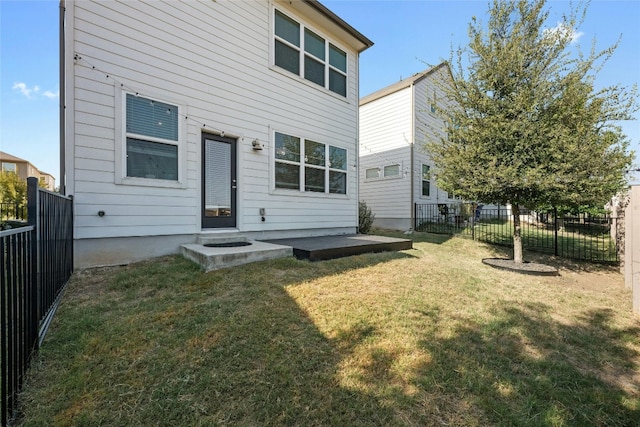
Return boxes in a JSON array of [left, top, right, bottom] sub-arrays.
[[16, 232, 640, 426], [415, 218, 618, 263], [471, 221, 618, 263]]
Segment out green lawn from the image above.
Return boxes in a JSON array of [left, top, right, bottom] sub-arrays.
[[16, 232, 639, 426]]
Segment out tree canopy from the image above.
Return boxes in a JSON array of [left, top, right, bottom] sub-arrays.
[[427, 0, 638, 262], [428, 0, 636, 210], [0, 171, 27, 206]]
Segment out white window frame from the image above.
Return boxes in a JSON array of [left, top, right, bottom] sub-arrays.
[[383, 164, 401, 178], [272, 130, 348, 196], [115, 90, 187, 188], [365, 167, 380, 180], [421, 163, 431, 198], [272, 7, 349, 98], [1, 162, 17, 173]]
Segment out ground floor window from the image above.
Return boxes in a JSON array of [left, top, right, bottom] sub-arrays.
[[275, 131, 347, 194], [126, 138, 178, 180], [422, 164, 431, 197], [365, 167, 379, 180], [115, 91, 185, 188], [384, 164, 400, 178]]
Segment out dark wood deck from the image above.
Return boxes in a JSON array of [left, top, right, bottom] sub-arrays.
[[263, 234, 413, 261]]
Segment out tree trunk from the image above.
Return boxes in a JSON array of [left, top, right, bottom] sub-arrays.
[[512, 204, 523, 263]]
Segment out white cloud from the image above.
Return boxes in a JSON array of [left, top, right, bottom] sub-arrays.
[[43, 90, 59, 99], [12, 82, 58, 100], [13, 82, 35, 98], [544, 22, 584, 44]]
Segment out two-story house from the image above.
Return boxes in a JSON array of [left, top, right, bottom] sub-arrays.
[[0, 151, 56, 191], [61, 0, 372, 267], [359, 63, 457, 230]]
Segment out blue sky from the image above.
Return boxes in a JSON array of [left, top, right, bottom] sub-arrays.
[[1, 0, 639, 185]]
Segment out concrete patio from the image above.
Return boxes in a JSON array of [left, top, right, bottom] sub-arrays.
[[181, 234, 413, 271]]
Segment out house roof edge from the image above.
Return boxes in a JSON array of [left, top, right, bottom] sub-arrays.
[[360, 62, 449, 106], [303, 0, 374, 52]]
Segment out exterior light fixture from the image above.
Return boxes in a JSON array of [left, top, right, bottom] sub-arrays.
[[252, 139, 263, 151]]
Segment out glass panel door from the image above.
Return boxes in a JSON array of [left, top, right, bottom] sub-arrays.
[[202, 134, 236, 228]]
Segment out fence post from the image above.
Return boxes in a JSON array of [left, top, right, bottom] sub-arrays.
[[26, 177, 40, 349], [471, 204, 475, 240], [554, 206, 558, 257]]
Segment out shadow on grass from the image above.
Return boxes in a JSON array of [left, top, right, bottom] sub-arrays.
[[17, 252, 639, 426], [17, 253, 408, 426], [415, 302, 640, 426], [372, 228, 457, 245]]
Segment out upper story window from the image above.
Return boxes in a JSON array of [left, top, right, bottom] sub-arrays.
[[1, 162, 17, 173], [274, 9, 348, 97], [274, 132, 347, 195], [125, 94, 179, 181]]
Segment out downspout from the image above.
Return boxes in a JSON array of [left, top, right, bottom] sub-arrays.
[[59, 0, 66, 195], [409, 82, 415, 230], [355, 54, 360, 233]]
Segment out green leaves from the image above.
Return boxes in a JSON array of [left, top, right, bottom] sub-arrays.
[[0, 170, 27, 207], [428, 0, 637, 211]]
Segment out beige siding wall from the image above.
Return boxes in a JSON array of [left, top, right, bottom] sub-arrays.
[[67, 0, 360, 240], [624, 185, 640, 316]]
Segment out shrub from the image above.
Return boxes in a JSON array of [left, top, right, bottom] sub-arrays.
[[359, 201, 375, 234]]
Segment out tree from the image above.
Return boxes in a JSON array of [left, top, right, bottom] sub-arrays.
[[0, 170, 28, 218], [427, 0, 637, 263]]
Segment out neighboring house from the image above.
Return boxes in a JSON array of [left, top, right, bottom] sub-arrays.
[[0, 151, 56, 191], [359, 63, 457, 230], [61, 0, 373, 268]]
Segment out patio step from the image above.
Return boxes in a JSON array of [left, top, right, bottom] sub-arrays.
[[181, 237, 293, 272]]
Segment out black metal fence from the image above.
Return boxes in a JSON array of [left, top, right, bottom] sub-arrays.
[[1, 177, 73, 426], [415, 203, 619, 263]]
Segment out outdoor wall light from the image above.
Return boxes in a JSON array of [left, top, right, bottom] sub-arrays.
[[252, 139, 263, 151]]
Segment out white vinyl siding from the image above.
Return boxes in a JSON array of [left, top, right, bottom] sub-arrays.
[[68, 0, 361, 239], [359, 65, 455, 228], [413, 68, 451, 203], [359, 87, 412, 220]]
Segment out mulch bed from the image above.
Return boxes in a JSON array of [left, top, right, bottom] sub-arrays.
[[482, 258, 559, 276]]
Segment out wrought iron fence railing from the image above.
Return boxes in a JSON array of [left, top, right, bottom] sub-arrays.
[[415, 203, 619, 264], [1, 178, 73, 426]]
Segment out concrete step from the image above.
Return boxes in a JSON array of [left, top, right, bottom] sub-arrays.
[[196, 233, 249, 246], [181, 239, 293, 272]]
